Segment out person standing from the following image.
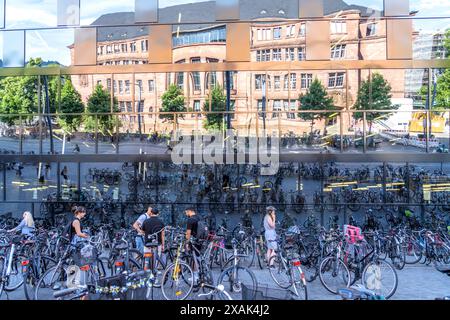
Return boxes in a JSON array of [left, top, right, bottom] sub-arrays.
[[61, 166, 69, 184], [132, 206, 152, 253], [68, 206, 89, 245], [185, 207, 200, 283], [264, 206, 278, 268], [142, 208, 165, 270]]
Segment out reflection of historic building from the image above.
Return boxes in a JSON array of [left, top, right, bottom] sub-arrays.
[[70, 0, 412, 135]]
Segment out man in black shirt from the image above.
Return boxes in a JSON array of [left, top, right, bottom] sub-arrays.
[[185, 207, 199, 240], [142, 208, 165, 253]]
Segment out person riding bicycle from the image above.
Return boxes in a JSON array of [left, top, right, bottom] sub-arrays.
[[133, 206, 152, 253], [8, 211, 35, 238], [73, 144, 80, 154], [142, 208, 166, 269], [68, 206, 89, 246], [264, 206, 278, 269]]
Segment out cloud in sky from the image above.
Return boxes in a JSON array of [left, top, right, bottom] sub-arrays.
[[1, 0, 449, 65]]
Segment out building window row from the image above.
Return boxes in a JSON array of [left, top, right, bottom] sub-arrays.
[[255, 72, 344, 90], [256, 45, 346, 62], [256, 47, 306, 62], [98, 40, 147, 56]]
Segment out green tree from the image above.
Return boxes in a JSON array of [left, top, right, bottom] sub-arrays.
[[160, 84, 186, 123], [354, 73, 394, 133], [203, 86, 227, 131], [298, 78, 338, 142], [58, 79, 85, 132], [444, 28, 450, 58], [85, 84, 119, 134], [418, 29, 450, 110], [0, 58, 62, 125], [0, 58, 43, 125]]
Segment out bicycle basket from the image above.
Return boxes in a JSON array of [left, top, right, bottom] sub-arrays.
[[241, 284, 296, 300], [73, 244, 98, 267]]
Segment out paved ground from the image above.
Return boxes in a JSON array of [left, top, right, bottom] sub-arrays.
[[1, 263, 448, 300]]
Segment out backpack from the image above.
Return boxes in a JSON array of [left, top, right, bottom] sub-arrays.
[[196, 219, 209, 240]]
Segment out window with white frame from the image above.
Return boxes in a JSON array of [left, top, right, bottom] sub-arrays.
[[121, 43, 127, 52], [273, 27, 281, 39], [331, 44, 346, 59], [301, 73, 313, 89], [130, 42, 136, 52], [125, 80, 130, 94], [257, 49, 271, 62], [255, 74, 264, 90], [119, 80, 123, 94], [148, 80, 154, 92], [274, 76, 281, 90], [192, 72, 201, 91], [287, 101, 296, 119], [331, 21, 347, 34], [272, 48, 282, 61], [193, 100, 201, 112], [285, 48, 295, 61], [286, 25, 295, 38], [284, 74, 289, 90], [298, 46, 306, 61], [273, 100, 282, 118], [298, 23, 306, 36], [290, 73, 297, 90], [328, 72, 345, 88]]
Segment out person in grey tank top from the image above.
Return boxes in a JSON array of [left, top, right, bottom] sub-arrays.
[[264, 206, 278, 268]]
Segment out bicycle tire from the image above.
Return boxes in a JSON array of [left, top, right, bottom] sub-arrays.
[[319, 256, 351, 294], [22, 255, 57, 300], [161, 261, 193, 300], [362, 259, 398, 299], [217, 265, 257, 300], [4, 255, 24, 292], [34, 265, 67, 300], [268, 255, 292, 290]]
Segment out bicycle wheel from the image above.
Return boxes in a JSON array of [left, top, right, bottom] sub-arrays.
[[268, 255, 292, 290], [34, 265, 67, 300], [161, 261, 193, 300], [319, 256, 351, 294], [292, 266, 308, 300], [390, 244, 406, 270], [4, 255, 24, 291], [362, 259, 398, 299], [217, 265, 257, 300], [23, 255, 56, 300], [302, 256, 319, 283]]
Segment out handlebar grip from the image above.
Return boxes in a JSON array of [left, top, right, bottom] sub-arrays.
[[53, 287, 82, 299]]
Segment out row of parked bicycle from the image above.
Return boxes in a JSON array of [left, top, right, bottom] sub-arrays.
[[0, 205, 448, 300]]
